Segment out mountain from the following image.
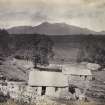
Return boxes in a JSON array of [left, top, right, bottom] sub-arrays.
[[7, 26, 34, 34], [7, 22, 98, 35], [99, 31, 105, 35]]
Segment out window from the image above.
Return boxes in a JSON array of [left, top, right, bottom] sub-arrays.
[[85, 75, 87, 80], [55, 87, 58, 92], [92, 77, 95, 80], [41, 86, 46, 96]]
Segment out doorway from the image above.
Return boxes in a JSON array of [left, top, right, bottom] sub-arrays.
[[41, 86, 46, 96]]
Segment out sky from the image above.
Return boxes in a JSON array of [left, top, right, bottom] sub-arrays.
[[0, 0, 105, 31]]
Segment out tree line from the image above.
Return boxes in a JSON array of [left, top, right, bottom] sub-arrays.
[[1, 29, 105, 66], [77, 35, 105, 66], [0, 29, 54, 67]]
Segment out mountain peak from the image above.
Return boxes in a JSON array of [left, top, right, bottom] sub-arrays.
[[38, 22, 68, 27], [42, 21, 50, 24], [38, 22, 52, 26]]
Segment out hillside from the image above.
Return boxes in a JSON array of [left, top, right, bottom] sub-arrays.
[[7, 22, 98, 35]]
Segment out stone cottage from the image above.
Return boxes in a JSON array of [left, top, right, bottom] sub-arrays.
[[63, 64, 92, 86], [62, 65, 93, 94], [62, 64, 93, 100], [28, 68, 68, 98]]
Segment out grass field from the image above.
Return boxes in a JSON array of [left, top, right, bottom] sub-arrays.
[[0, 98, 104, 105]]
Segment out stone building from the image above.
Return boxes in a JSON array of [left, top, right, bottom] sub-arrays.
[[62, 64, 92, 97], [28, 68, 68, 98]]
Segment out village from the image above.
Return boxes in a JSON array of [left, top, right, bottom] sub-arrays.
[[0, 57, 102, 104]]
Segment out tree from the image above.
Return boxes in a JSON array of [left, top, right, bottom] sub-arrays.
[[77, 35, 105, 65], [77, 35, 96, 63], [10, 34, 54, 67], [0, 29, 10, 57], [32, 35, 54, 67]]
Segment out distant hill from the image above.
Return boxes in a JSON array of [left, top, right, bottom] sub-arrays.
[[7, 22, 99, 35]]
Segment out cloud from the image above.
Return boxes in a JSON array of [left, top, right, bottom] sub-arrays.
[[0, 0, 105, 31]]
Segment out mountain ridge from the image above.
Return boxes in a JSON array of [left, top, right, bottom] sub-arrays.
[[7, 22, 102, 35]]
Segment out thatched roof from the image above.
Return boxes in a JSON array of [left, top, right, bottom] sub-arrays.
[[62, 64, 92, 76], [28, 70, 68, 87]]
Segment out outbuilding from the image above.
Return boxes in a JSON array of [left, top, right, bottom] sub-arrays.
[[62, 64, 92, 89]]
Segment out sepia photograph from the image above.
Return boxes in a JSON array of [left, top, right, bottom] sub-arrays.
[[0, 0, 105, 105]]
